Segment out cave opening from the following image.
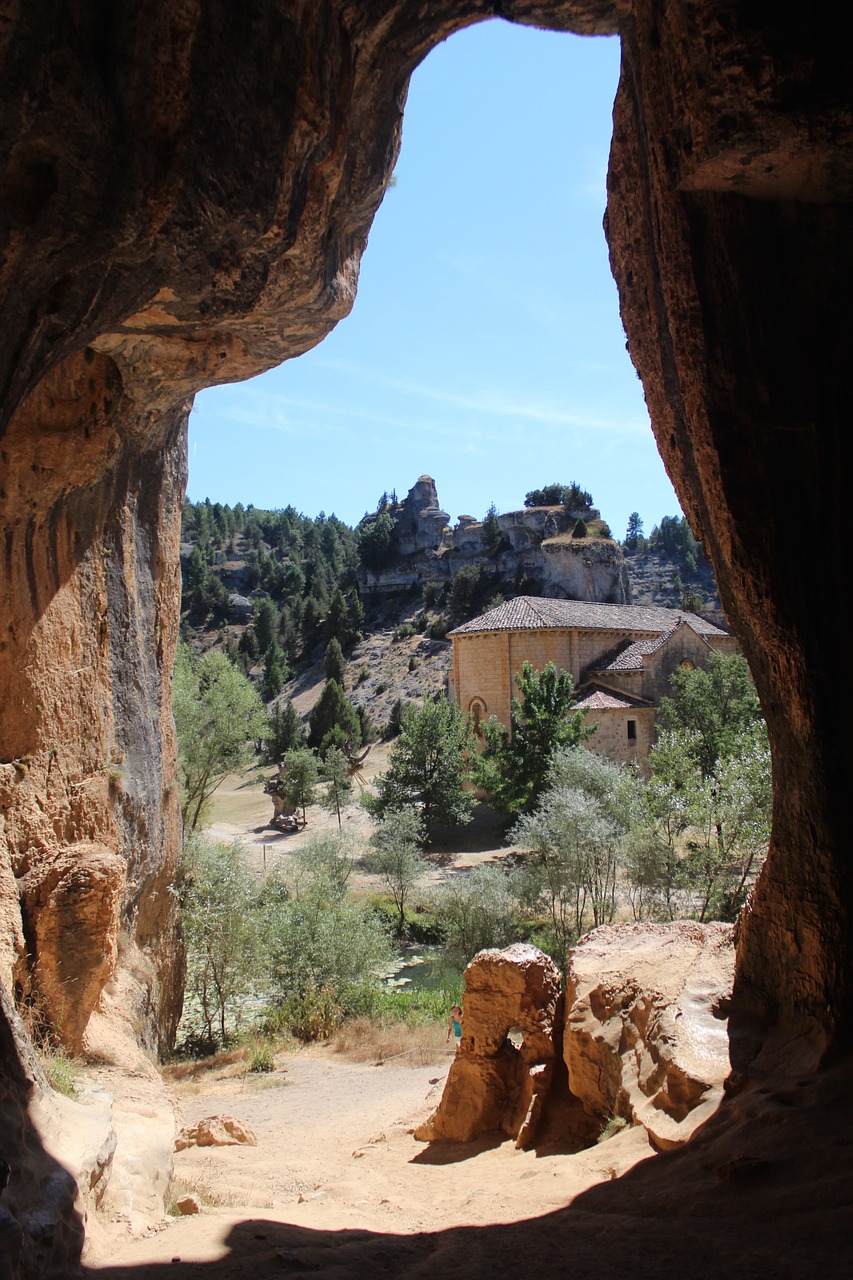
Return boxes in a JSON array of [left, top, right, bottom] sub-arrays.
[[187, 21, 675, 541], [2, 3, 853, 1273]]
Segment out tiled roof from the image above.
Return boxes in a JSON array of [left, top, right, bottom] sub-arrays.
[[597, 633, 674, 672], [448, 596, 728, 639], [574, 682, 654, 711]]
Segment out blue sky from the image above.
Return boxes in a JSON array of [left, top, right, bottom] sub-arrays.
[[189, 20, 680, 540]]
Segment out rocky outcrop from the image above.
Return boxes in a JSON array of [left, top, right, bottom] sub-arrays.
[[359, 477, 630, 603], [537, 537, 630, 602], [564, 922, 735, 1151], [414, 944, 563, 1149], [391, 476, 451, 557], [1, 2, 852, 1269], [418, 932, 734, 1155], [18, 844, 125, 1053], [0, 980, 84, 1278]]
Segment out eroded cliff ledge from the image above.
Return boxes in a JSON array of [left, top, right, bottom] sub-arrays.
[[1, 1, 852, 1272]]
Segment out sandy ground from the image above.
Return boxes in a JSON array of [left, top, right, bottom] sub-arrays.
[[82, 759, 662, 1275], [85, 1041, 656, 1275], [81, 766, 853, 1278], [202, 747, 517, 893], [83, 1046, 853, 1279], [84, 747, 853, 1278]]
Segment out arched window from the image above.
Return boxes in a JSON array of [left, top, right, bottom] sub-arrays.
[[469, 698, 487, 735]]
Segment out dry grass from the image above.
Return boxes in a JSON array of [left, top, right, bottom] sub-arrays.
[[163, 1046, 249, 1082], [167, 1173, 272, 1212], [329, 1017, 451, 1066]]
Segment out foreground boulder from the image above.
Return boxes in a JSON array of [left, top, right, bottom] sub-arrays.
[[565, 921, 735, 1150], [415, 944, 562, 1149]]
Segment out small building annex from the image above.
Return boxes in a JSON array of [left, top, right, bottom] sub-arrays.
[[448, 596, 738, 767]]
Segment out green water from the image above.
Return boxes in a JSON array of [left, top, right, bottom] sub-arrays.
[[389, 946, 460, 992]]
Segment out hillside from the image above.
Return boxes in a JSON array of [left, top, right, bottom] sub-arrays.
[[179, 477, 722, 731]]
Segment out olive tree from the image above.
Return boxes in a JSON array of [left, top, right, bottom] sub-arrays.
[[179, 834, 258, 1046], [367, 809, 428, 934], [512, 749, 634, 961], [173, 644, 267, 831]]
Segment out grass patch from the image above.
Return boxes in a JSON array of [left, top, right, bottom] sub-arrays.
[[330, 1017, 448, 1065], [39, 1048, 79, 1098], [597, 1115, 629, 1144], [247, 1045, 276, 1073], [342, 981, 462, 1026]]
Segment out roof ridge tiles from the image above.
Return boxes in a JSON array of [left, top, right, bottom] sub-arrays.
[[447, 596, 728, 639]]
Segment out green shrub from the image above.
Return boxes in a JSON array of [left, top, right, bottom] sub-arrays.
[[273, 984, 344, 1042], [597, 1114, 629, 1143], [248, 1045, 276, 1073], [40, 1049, 78, 1098]]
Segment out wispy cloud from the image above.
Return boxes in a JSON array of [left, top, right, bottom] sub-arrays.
[[304, 358, 649, 437]]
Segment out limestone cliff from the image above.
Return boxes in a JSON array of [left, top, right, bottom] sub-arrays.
[[357, 476, 630, 604], [1, 2, 852, 1273]]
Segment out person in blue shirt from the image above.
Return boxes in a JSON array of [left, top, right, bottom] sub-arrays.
[[446, 1004, 463, 1045]]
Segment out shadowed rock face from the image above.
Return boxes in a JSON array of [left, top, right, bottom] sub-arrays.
[[0, 2, 851, 1270]]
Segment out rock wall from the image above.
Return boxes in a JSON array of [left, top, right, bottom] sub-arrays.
[[606, 2, 853, 1061], [1, 1, 852, 1270], [564, 922, 735, 1152], [358, 476, 630, 602]]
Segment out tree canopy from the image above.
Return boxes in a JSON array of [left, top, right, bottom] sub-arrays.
[[366, 696, 476, 835], [173, 644, 267, 831], [523, 481, 593, 512], [307, 678, 361, 755], [658, 650, 764, 777], [477, 661, 591, 814]]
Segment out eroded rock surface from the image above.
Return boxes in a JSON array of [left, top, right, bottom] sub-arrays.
[[176, 1115, 257, 1151], [565, 922, 735, 1151], [1, 1, 852, 1273], [415, 944, 563, 1149], [0, 981, 84, 1279]]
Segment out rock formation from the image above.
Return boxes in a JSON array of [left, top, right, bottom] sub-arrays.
[[0, 981, 84, 1277], [358, 476, 630, 601], [564, 922, 735, 1151], [414, 944, 563, 1149], [417, 932, 734, 1154], [176, 1115, 257, 1151], [1, 1, 851, 1273]]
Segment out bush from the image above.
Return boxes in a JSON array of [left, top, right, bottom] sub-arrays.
[[39, 1048, 79, 1098], [267, 984, 344, 1042], [248, 1045, 276, 1073], [431, 864, 523, 970], [428, 614, 449, 640]]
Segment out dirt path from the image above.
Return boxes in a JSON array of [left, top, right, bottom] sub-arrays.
[[86, 1043, 654, 1275], [82, 743, 661, 1274], [201, 751, 517, 892]]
